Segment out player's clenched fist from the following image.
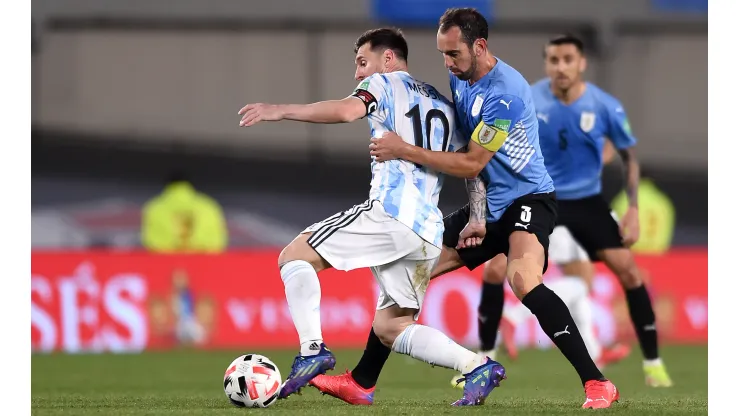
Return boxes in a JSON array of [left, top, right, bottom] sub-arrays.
[[456, 221, 486, 249], [238, 103, 284, 127]]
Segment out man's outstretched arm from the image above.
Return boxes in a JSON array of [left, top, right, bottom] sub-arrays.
[[238, 97, 367, 126], [239, 74, 386, 127]]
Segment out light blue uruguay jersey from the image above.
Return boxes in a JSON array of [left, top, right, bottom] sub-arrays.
[[450, 58, 554, 222], [350, 71, 466, 248], [531, 79, 637, 200]]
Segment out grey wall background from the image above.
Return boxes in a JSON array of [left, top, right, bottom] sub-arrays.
[[31, 0, 708, 248], [32, 0, 707, 169]]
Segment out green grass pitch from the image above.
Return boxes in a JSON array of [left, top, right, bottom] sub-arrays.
[[32, 345, 707, 415]]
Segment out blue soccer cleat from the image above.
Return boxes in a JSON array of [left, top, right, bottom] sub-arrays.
[[451, 357, 507, 406], [279, 343, 336, 399]]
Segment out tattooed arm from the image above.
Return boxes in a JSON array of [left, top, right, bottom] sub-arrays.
[[466, 176, 487, 225], [457, 175, 488, 249], [454, 145, 488, 249]]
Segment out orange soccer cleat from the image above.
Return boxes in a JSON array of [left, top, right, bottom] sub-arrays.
[[309, 371, 375, 405], [582, 379, 620, 409]]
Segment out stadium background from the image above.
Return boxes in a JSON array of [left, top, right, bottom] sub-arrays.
[[31, 0, 707, 413]]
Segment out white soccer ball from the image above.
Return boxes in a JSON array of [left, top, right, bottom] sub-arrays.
[[223, 354, 282, 408]]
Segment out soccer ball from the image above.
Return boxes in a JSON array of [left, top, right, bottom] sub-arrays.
[[223, 354, 282, 408]]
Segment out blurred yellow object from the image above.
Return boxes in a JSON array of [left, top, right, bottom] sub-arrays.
[[611, 179, 674, 254], [142, 181, 228, 253]]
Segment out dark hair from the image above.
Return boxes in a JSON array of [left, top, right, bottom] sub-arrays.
[[354, 28, 408, 61], [438, 8, 489, 47], [545, 34, 585, 55]]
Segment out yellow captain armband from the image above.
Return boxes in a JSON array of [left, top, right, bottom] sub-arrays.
[[471, 119, 509, 152]]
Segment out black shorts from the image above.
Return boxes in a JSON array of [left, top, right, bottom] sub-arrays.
[[557, 195, 624, 261], [442, 192, 557, 272]]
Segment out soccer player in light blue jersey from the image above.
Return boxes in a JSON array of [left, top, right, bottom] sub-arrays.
[[312, 9, 619, 410], [238, 27, 506, 406], [478, 34, 673, 388]]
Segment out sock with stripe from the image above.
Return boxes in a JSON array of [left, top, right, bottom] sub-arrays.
[[550, 277, 601, 361], [626, 284, 659, 360], [522, 283, 605, 385]]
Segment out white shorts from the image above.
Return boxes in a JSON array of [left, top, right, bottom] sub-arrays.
[[303, 200, 441, 315], [372, 253, 440, 320], [548, 211, 620, 265], [548, 225, 590, 265]]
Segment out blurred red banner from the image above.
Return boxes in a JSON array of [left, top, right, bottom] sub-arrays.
[[31, 249, 707, 353]]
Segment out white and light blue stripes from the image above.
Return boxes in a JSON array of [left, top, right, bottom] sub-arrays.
[[504, 121, 536, 173]]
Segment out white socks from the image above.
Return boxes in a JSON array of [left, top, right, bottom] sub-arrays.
[[280, 260, 323, 356], [391, 324, 487, 374], [644, 358, 663, 367]]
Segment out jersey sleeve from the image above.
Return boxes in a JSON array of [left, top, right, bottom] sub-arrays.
[[350, 74, 387, 119], [470, 93, 525, 153], [602, 94, 637, 150]]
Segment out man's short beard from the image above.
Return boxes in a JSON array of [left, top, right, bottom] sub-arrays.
[[456, 58, 477, 81]]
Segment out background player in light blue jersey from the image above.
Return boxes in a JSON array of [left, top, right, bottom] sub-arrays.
[[238, 27, 506, 406], [312, 9, 619, 410], [478, 34, 673, 387]]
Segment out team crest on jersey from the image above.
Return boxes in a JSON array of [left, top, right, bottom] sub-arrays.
[[478, 125, 495, 144], [472, 95, 484, 117], [580, 111, 596, 133]]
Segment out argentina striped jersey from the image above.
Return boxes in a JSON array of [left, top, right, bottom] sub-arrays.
[[350, 71, 465, 247]]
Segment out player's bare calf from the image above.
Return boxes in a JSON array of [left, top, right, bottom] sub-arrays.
[[505, 232, 546, 300]]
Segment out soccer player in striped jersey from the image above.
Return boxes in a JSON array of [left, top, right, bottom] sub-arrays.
[[238, 27, 506, 406]]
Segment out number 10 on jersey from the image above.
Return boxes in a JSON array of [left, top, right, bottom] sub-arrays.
[[405, 104, 451, 168]]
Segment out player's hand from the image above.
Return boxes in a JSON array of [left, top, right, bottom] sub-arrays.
[[369, 132, 406, 162], [619, 206, 640, 247], [238, 103, 284, 127], [456, 221, 486, 249]]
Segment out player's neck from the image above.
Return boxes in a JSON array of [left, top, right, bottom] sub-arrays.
[[384, 63, 407, 74], [469, 54, 497, 85], [552, 81, 586, 104]]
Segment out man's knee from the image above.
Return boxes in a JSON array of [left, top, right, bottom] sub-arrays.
[[506, 255, 545, 300], [482, 254, 507, 284], [372, 308, 416, 348], [600, 248, 642, 289], [277, 236, 306, 266], [372, 320, 399, 348], [278, 234, 328, 272], [506, 232, 546, 300]]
